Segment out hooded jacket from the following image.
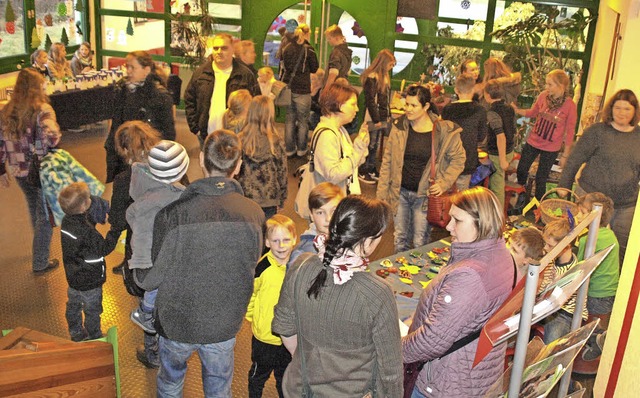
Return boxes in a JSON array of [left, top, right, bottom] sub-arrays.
[[126, 163, 185, 271], [236, 133, 288, 208], [142, 177, 265, 344], [403, 238, 514, 397], [376, 114, 465, 214]]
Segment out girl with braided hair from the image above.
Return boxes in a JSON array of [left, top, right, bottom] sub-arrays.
[[273, 195, 403, 397]]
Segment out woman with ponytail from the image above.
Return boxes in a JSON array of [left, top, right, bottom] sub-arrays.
[[104, 50, 176, 182], [273, 195, 403, 397]]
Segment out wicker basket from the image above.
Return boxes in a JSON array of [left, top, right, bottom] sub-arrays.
[[540, 188, 580, 225]]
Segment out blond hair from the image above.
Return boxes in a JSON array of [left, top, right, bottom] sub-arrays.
[[58, 182, 90, 216], [115, 121, 161, 164], [266, 214, 297, 242], [510, 227, 545, 261], [450, 187, 504, 241]]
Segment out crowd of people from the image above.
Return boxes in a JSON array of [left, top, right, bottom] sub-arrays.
[[1, 25, 638, 398]]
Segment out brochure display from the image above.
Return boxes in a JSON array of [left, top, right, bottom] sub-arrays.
[[483, 321, 597, 397]]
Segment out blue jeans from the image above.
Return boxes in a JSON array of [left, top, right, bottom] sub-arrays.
[[142, 289, 157, 311], [66, 286, 103, 341], [157, 336, 236, 398], [15, 177, 53, 271], [543, 310, 572, 344], [411, 386, 428, 398], [285, 93, 312, 155], [394, 188, 431, 253]]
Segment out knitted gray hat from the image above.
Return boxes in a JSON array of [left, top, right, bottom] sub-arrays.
[[147, 140, 189, 183]]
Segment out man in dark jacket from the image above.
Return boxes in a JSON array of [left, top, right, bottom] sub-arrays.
[[323, 24, 352, 91], [184, 33, 260, 145], [142, 130, 265, 397]]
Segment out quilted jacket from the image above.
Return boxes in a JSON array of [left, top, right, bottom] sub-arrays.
[[402, 238, 514, 397]]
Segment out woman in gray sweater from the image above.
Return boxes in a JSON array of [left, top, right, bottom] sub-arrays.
[[273, 196, 403, 397]]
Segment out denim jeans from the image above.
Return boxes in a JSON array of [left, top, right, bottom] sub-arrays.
[[543, 310, 572, 344], [144, 331, 160, 367], [157, 336, 236, 398], [285, 93, 312, 155], [142, 289, 158, 312], [15, 177, 53, 271], [394, 188, 431, 253], [66, 286, 103, 341], [516, 143, 559, 201], [411, 386, 428, 398]]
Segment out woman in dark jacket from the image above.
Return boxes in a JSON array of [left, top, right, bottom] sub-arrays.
[[104, 50, 175, 183], [281, 23, 319, 157], [358, 49, 395, 184]]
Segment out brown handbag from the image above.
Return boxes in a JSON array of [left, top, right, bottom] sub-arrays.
[[426, 121, 457, 228]]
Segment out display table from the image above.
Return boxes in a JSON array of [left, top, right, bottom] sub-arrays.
[[49, 85, 116, 130], [369, 238, 452, 320]]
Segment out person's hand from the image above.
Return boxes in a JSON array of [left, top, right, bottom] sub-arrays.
[[558, 156, 567, 170], [557, 190, 568, 199], [500, 158, 510, 171], [429, 183, 443, 196], [510, 102, 519, 111], [354, 129, 370, 153], [0, 174, 10, 188]]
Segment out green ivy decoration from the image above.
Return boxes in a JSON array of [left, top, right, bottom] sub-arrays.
[[353, 56, 361, 65]]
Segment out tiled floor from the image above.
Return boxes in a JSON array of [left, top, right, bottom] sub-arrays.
[[0, 112, 397, 397]]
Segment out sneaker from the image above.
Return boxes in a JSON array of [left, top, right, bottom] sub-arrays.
[[369, 171, 379, 182], [358, 172, 376, 185], [136, 346, 159, 369], [130, 307, 156, 334], [33, 259, 59, 275], [296, 149, 308, 157]]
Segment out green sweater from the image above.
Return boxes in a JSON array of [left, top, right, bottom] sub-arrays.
[[579, 227, 619, 298]]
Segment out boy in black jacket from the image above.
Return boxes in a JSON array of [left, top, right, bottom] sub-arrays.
[[59, 182, 119, 341]]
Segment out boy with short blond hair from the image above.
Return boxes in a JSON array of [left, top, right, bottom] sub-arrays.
[[508, 226, 545, 281], [59, 182, 119, 341], [540, 218, 584, 343], [246, 214, 297, 397]]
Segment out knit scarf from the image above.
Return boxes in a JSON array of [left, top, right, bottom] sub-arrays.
[[74, 50, 93, 68], [314, 234, 369, 285], [547, 92, 566, 111]]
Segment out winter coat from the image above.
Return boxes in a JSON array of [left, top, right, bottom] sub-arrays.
[[142, 177, 265, 344], [363, 76, 390, 124], [403, 238, 514, 397], [184, 57, 260, 137], [60, 213, 119, 291], [376, 114, 465, 214], [236, 133, 288, 208], [126, 163, 185, 270], [327, 43, 352, 79], [281, 40, 319, 94], [104, 75, 176, 182]]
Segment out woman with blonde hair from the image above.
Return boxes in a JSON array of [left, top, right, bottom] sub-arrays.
[[236, 95, 287, 219], [0, 68, 61, 274], [104, 50, 175, 183], [47, 42, 74, 79], [403, 186, 515, 397], [358, 49, 396, 184], [514, 69, 577, 202], [222, 89, 252, 133], [281, 23, 320, 157], [70, 41, 94, 76]]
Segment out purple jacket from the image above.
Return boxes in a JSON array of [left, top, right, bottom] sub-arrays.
[[402, 238, 513, 397]]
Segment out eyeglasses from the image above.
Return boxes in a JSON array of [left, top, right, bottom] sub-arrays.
[[212, 46, 230, 51]]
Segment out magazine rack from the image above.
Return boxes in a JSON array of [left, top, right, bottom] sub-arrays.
[[477, 204, 608, 397]]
